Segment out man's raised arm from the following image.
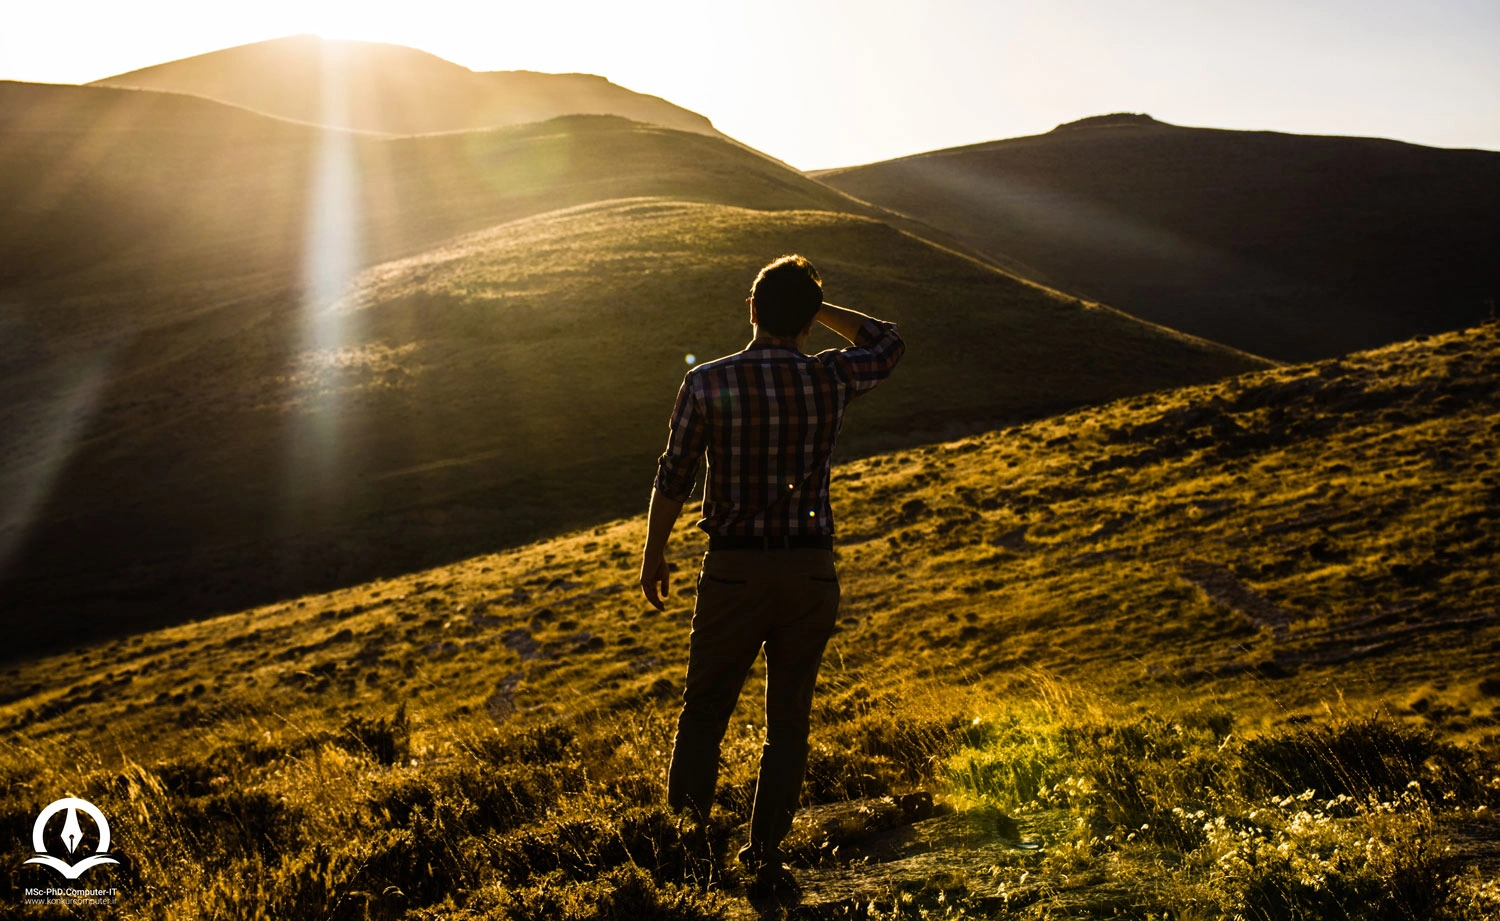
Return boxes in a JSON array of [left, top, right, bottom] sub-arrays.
[[815, 301, 905, 399], [815, 301, 877, 342]]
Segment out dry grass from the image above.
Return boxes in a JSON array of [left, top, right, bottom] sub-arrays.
[[4, 322, 1498, 917]]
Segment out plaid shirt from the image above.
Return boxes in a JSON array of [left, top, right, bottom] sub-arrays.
[[653, 317, 905, 537]]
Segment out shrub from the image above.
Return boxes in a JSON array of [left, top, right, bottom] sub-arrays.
[[1238, 716, 1448, 801], [1176, 789, 1455, 920], [803, 742, 894, 802], [177, 787, 304, 860], [463, 721, 577, 766], [943, 707, 1071, 809], [490, 804, 720, 888], [337, 703, 411, 765], [354, 811, 476, 914]]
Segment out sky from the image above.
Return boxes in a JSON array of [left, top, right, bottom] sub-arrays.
[[3, 0, 1497, 170]]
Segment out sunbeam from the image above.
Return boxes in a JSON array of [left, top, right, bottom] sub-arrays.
[[284, 38, 364, 526], [303, 42, 361, 354]]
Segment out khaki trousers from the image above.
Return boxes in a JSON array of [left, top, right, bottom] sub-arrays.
[[666, 547, 840, 857]]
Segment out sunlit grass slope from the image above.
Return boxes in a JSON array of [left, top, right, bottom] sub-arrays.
[[817, 114, 1500, 362], [91, 35, 729, 141], [2, 190, 1264, 658], [2, 322, 1496, 918]]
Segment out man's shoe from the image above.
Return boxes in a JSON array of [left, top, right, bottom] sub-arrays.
[[737, 844, 799, 900], [749, 863, 800, 899]]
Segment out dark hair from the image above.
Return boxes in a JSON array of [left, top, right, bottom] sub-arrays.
[[750, 255, 822, 337]]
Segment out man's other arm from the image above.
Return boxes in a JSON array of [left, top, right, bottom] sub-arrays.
[[640, 488, 685, 612], [640, 372, 706, 611], [816, 301, 905, 397]]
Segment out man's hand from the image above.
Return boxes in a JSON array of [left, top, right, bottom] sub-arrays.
[[641, 487, 686, 611], [640, 550, 670, 612]]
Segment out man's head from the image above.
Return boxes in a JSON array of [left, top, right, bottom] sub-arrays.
[[749, 255, 822, 338]]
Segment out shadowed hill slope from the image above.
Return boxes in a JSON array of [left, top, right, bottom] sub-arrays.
[[0, 84, 868, 605], [1, 322, 1495, 917], [816, 114, 1500, 361], [0, 191, 1265, 659], [90, 35, 729, 142]]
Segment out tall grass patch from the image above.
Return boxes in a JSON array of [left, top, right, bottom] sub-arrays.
[[943, 695, 1492, 918]]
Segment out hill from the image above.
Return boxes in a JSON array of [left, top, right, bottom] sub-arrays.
[[90, 35, 730, 142], [0, 81, 1267, 659], [0, 80, 850, 299], [815, 115, 1500, 361], [3, 321, 1496, 918]]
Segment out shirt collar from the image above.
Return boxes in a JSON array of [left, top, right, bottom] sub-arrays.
[[743, 338, 805, 355]]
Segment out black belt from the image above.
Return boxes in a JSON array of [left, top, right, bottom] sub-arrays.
[[709, 534, 833, 551]]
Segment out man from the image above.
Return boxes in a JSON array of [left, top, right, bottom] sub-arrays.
[[638, 254, 905, 890]]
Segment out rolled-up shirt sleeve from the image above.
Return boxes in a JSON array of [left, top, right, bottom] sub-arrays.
[[653, 371, 708, 501], [821, 317, 905, 401]]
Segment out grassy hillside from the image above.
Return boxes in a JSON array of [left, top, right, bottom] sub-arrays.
[[3, 82, 918, 657], [816, 114, 1500, 362], [90, 35, 729, 141], [0, 184, 1264, 658], [3, 322, 1497, 918]]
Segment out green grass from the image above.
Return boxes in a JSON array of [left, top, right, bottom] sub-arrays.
[[941, 682, 1495, 919], [3, 322, 1497, 917]]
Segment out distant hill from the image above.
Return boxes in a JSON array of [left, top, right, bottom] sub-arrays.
[[816, 115, 1500, 361], [0, 80, 855, 328], [89, 35, 729, 142], [0, 83, 1266, 656]]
